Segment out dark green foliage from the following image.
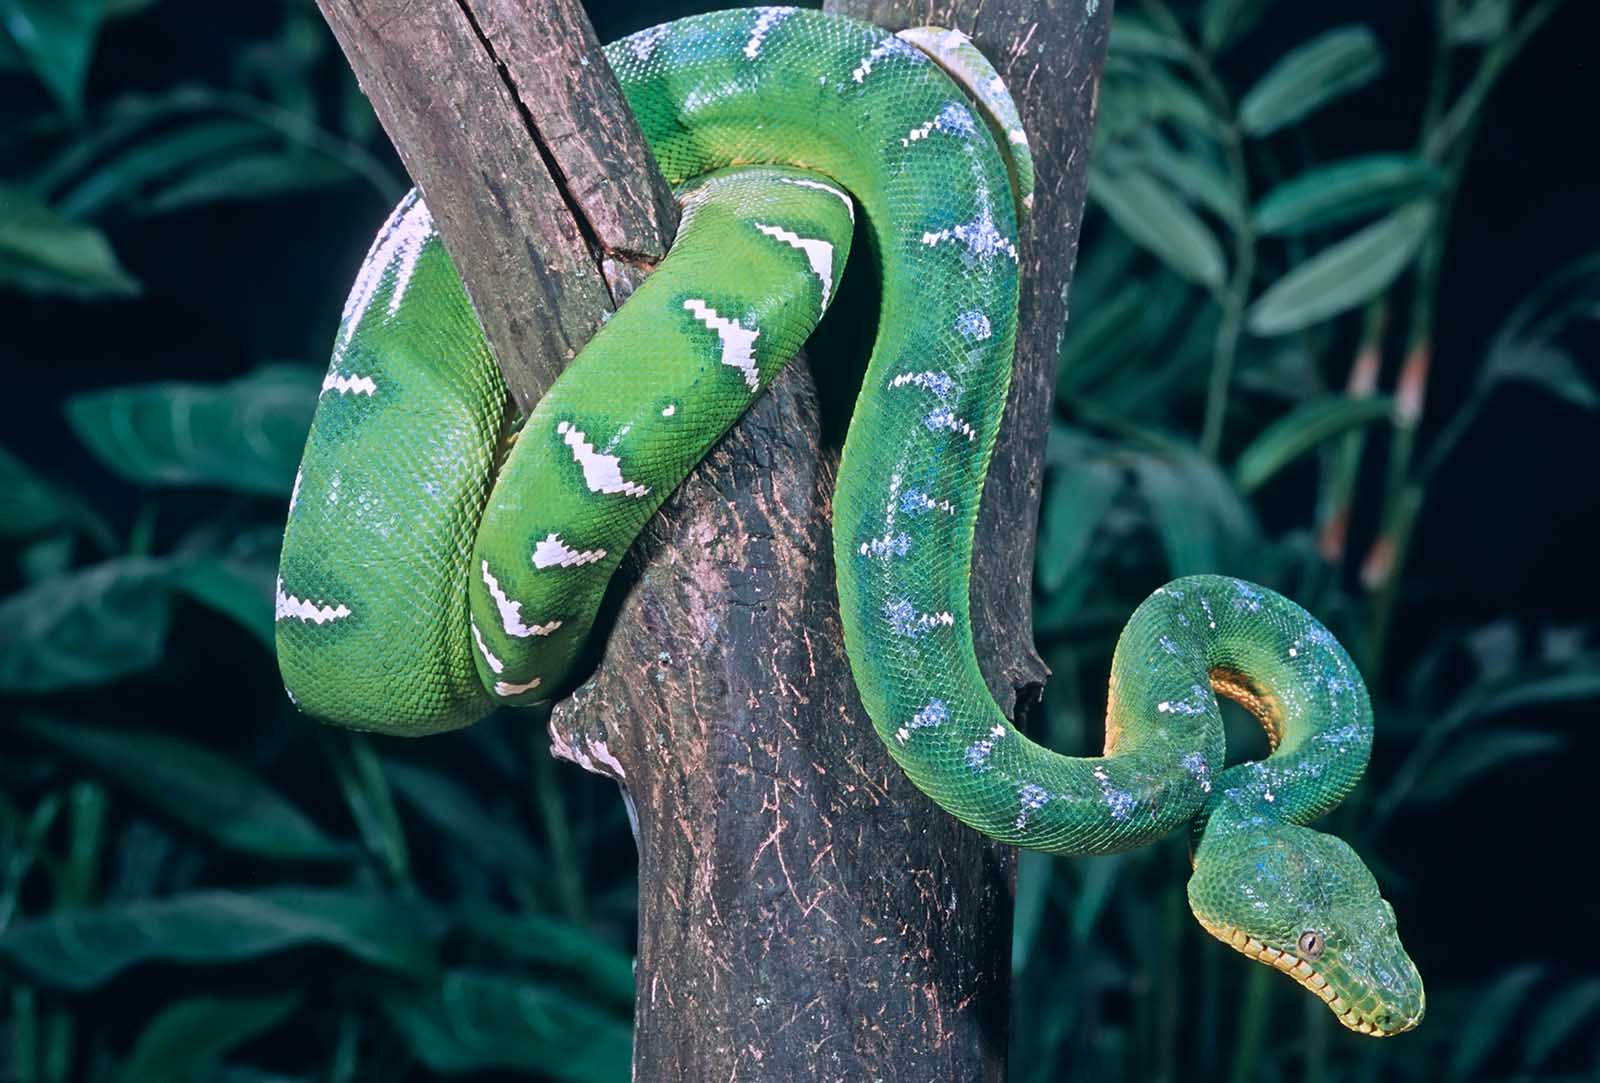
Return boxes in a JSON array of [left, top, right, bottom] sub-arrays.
[[2, 0, 1597, 1081]]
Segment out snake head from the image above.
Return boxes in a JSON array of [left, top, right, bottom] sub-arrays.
[[1188, 818, 1424, 1036]]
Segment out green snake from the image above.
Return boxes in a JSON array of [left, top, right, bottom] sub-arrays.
[[276, 7, 1424, 1036]]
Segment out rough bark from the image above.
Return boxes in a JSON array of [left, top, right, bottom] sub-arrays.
[[316, 0, 1111, 1078]]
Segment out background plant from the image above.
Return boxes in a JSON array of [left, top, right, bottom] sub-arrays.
[[3, 0, 1597, 1080]]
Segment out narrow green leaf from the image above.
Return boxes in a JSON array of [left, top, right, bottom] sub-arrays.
[[1253, 154, 1438, 236], [460, 906, 635, 1010], [1011, 849, 1055, 969], [1109, 15, 1189, 61], [147, 151, 356, 214], [0, 185, 139, 298], [1037, 461, 1122, 593], [385, 761, 545, 878], [173, 552, 278, 648], [1239, 26, 1384, 137], [65, 364, 318, 495], [0, 443, 114, 549], [55, 119, 268, 218], [0, 887, 441, 988], [1098, 64, 1223, 146], [1447, 965, 1545, 1080], [1481, 344, 1599, 409], [1247, 202, 1433, 336], [1089, 168, 1226, 289], [1131, 448, 1258, 576], [1200, 0, 1276, 52], [1450, 0, 1511, 44], [1124, 131, 1242, 228], [379, 970, 631, 1082], [1522, 978, 1600, 1071], [1413, 730, 1564, 804], [18, 718, 350, 862], [1058, 281, 1148, 392], [1234, 395, 1395, 492], [0, 0, 104, 116], [0, 558, 170, 692], [120, 992, 302, 1083]]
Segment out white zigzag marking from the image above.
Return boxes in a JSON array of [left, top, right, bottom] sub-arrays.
[[495, 676, 542, 697], [682, 299, 760, 391], [924, 406, 978, 441], [851, 36, 920, 84], [743, 7, 795, 59], [471, 620, 503, 674], [920, 206, 1019, 262], [555, 421, 651, 498], [1009, 128, 1029, 146], [532, 532, 607, 569], [289, 470, 302, 513], [335, 194, 432, 359], [274, 578, 351, 625], [889, 370, 955, 399], [884, 599, 956, 638], [753, 223, 835, 309], [481, 559, 562, 638], [320, 373, 377, 397], [900, 102, 976, 146], [778, 177, 855, 223]]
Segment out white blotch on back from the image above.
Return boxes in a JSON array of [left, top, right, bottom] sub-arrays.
[[471, 620, 503, 673], [494, 675, 542, 698], [921, 206, 1019, 262], [923, 406, 978, 441], [955, 310, 992, 340], [320, 372, 377, 397], [627, 24, 669, 61], [850, 35, 922, 84], [481, 559, 561, 638], [532, 532, 607, 570], [858, 532, 911, 559], [555, 421, 651, 498], [275, 577, 350, 625], [890, 370, 956, 399], [335, 194, 432, 359], [777, 177, 854, 222], [661, 403, 676, 417], [682, 299, 761, 391], [743, 6, 795, 59], [289, 469, 302, 513], [753, 223, 836, 309], [884, 599, 956, 638]]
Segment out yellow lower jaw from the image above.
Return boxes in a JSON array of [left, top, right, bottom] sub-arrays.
[[1195, 917, 1394, 1037]]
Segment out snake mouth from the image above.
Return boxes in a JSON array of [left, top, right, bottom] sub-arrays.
[[1195, 916, 1415, 1037]]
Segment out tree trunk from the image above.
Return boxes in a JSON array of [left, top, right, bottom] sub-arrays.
[[315, 0, 1111, 1077]]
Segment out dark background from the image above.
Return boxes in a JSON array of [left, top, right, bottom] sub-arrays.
[[3, 1, 1598, 1081]]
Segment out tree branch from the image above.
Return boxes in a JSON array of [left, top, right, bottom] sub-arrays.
[[315, 0, 1111, 1077]]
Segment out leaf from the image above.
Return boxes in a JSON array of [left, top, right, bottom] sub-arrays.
[[17, 717, 350, 863], [1239, 26, 1384, 137], [0, 887, 440, 988], [1131, 448, 1258, 575], [1108, 14, 1189, 61], [1447, 965, 1545, 1080], [173, 551, 278, 648], [0, 443, 114, 549], [0, 185, 139, 298], [378, 970, 631, 1082], [147, 151, 356, 214], [65, 364, 319, 496], [54, 119, 268, 218], [1522, 978, 1600, 1071], [1089, 168, 1226, 289], [1480, 343, 1599, 409], [1037, 460, 1122, 594], [0, 558, 171, 693], [1123, 131, 1242, 228], [1247, 202, 1434, 336], [1233, 395, 1395, 492], [1098, 63, 1223, 145], [460, 906, 635, 1010], [1200, 0, 1276, 52], [120, 991, 302, 1083], [1451, 0, 1511, 44], [1253, 154, 1438, 236], [1412, 730, 1564, 804], [385, 761, 545, 878], [0, 0, 104, 116]]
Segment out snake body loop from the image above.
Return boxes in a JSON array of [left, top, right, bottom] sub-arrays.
[[277, 8, 1423, 1034]]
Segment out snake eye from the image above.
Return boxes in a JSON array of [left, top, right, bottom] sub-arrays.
[[1298, 930, 1325, 959]]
